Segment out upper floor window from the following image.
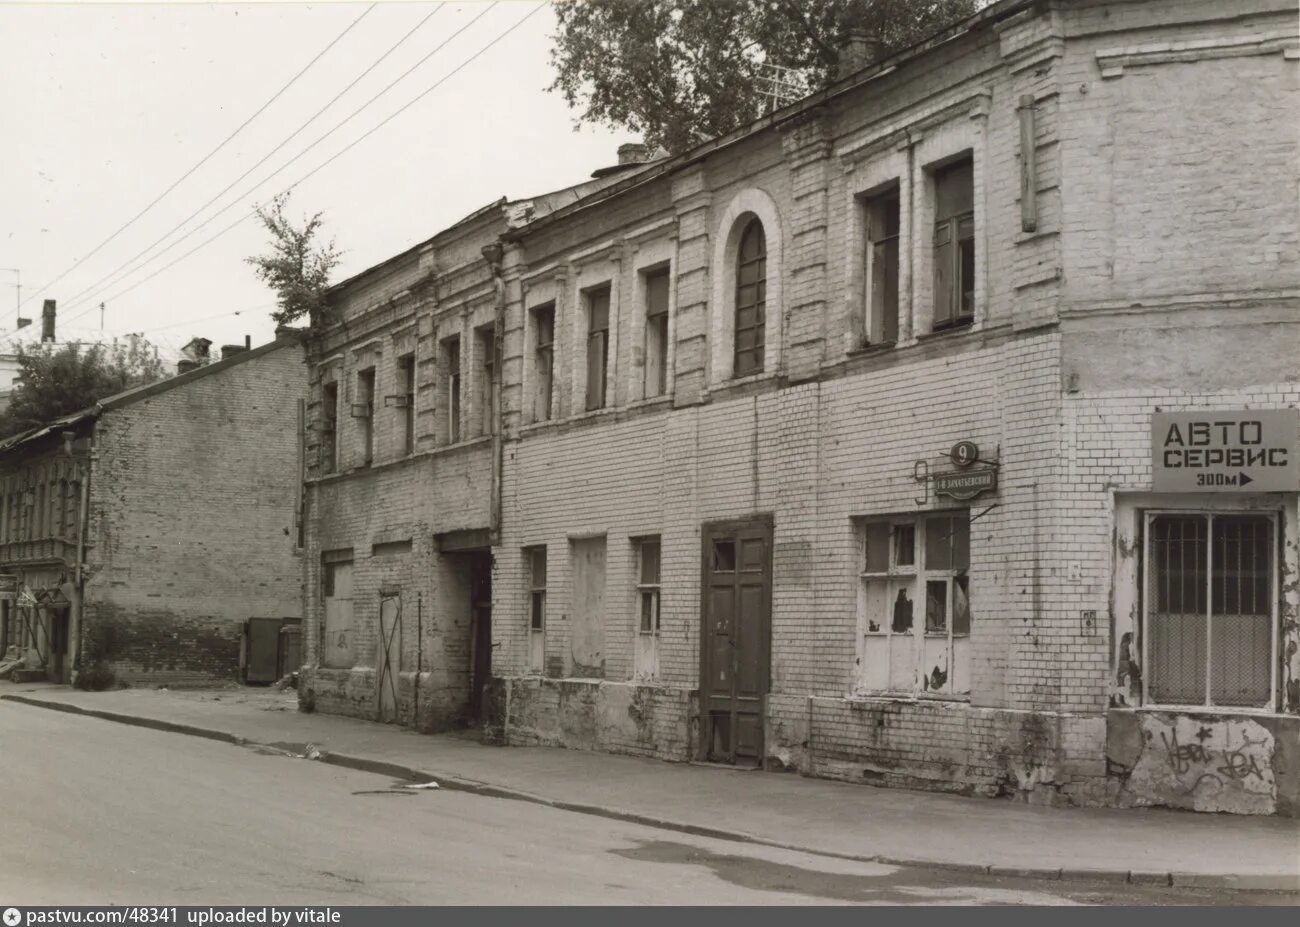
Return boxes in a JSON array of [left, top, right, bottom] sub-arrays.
[[476, 324, 496, 437], [864, 187, 900, 345], [397, 353, 416, 455], [585, 286, 611, 411], [734, 220, 766, 377], [441, 335, 461, 444], [355, 367, 376, 465], [321, 381, 339, 474], [932, 157, 975, 330], [531, 303, 555, 422], [643, 268, 669, 398]]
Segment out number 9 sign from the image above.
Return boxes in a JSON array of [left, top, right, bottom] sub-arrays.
[[951, 440, 979, 468]]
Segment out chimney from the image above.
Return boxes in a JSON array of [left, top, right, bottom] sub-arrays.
[[245, 334, 251, 349], [177, 359, 199, 375], [837, 30, 883, 79], [220, 344, 247, 362], [181, 337, 212, 366], [617, 142, 649, 165], [41, 299, 56, 343]]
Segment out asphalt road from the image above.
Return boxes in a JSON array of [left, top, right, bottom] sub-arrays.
[[0, 701, 1291, 906]]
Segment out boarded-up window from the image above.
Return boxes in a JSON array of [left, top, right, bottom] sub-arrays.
[[643, 269, 669, 398], [532, 303, 555, 422], [585, 287, 610, 411], [570, 536, 607, 677], [321, 555, 355, 669], [864, 187, 900, 345], [932, 156, 975, 329], [734, 220, 766, 377]]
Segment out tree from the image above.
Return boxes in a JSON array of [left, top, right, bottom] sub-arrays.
[[246, 192, 342, 327], [549, 0, 978, 153], [0, 337, 165, 438]]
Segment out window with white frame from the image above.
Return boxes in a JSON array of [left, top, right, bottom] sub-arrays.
[[526, 545, 547, 673], [931, 156, 975, 330], [1144, 511, 1276, 709], [863, 185, 900, 345], [633, 536, 661, 678], [642, 268, 669, 398], [858, 513, 971, 696]]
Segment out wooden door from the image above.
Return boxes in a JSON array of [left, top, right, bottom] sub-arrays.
[[700, 518, 772, 765], [377, 593, 401, 723]]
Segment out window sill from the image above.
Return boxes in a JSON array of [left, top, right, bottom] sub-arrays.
[[917, 320, 975, 341], [844, 340, 897, 359], [847, 691, 971, 705], [1122, 703, 1282, 717]]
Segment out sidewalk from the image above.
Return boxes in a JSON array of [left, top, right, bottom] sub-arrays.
[[3, 682, 1297, 891]]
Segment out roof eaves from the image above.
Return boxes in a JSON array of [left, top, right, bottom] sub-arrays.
[[502, 0, 1033, 242]]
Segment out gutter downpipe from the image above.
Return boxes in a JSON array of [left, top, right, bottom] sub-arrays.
[[72, 417, 96, 682], [482, 241, 506, 548]]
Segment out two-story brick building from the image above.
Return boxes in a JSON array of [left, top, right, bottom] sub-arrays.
[[0, 332, 307, 686], [300, 0, 1299, 816]]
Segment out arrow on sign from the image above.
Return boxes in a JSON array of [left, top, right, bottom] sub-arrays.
[[1239, 472, 1253, 487]]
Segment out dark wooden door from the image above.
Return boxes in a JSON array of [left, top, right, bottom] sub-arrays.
[[700, 518, 772, 765], [468, 551, 493, 721]]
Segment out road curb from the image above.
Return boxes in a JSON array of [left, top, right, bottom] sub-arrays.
[[5, 692, 1297, 894]]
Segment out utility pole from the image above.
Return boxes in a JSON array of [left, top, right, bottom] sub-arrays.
[[0, 267, 20, 329], [100, 302, 105, 332]]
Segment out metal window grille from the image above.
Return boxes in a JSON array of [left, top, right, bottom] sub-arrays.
[[1145, 512, 1275, 709]]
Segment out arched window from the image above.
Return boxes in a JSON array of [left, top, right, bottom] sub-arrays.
[[733, 219, 767, 377]]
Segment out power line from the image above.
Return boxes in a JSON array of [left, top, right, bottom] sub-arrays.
[[16, 3, 377, 314], [61, 2, 544, 330], [60, 1, 473, 319]]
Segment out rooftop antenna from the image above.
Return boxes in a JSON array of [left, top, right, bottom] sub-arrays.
[[758, 63, 805, 114], [0, 268, 26, 330]]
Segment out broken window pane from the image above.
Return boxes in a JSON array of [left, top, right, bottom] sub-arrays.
[[640, 589, 660, 633], [953, 575, 971, 634], [891, 587, 914, 633]]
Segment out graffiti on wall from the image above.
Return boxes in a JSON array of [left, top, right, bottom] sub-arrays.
[[1125, 714, 1276, 815]]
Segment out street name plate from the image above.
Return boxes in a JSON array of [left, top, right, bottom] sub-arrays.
[[1152, 409, 1299, 492], [933, 466, 997, 501]]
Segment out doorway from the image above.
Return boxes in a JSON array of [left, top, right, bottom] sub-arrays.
[[467, 551, 493, 723], [700, 517, 772, 766]]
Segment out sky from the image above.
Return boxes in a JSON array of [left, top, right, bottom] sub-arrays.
[[0, 1, 635, 362]]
